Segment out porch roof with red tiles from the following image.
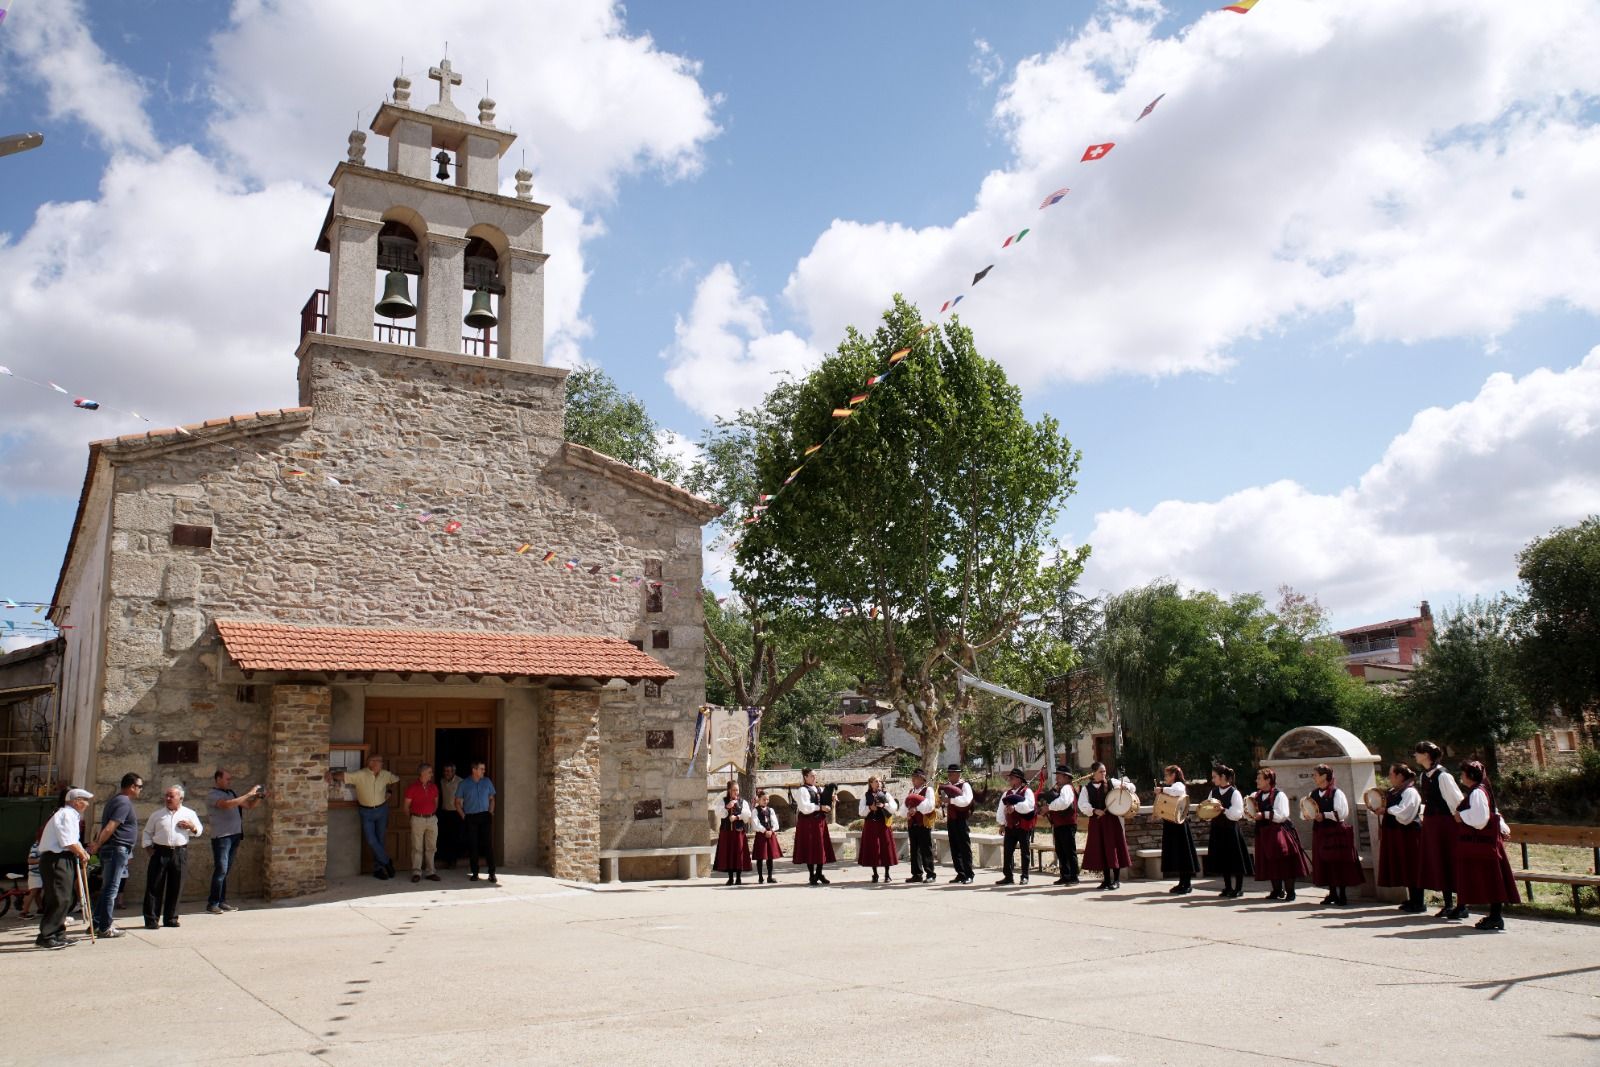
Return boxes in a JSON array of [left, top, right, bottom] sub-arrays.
[[215, 620, 674, 683]]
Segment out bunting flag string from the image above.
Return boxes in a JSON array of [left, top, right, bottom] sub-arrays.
[[722, 1, 1274, 567]]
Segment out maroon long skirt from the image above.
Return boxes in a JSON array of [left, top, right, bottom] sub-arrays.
[[1453, 824, 1521, 906], [791, 811, 836, 865], [857, 820, 899, 867], [1418, 815, 1455, 890], [1082, 813, 1132, 873], [1376, 823, 1422, 888], [713, 828, 752, 873], [751, 830, 784, 861], [1311, 821, 1364, 888], [1253, 821, 1312, 881]]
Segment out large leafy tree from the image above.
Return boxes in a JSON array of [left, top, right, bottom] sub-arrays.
[[1514, 516, 1600, 739], [1408, 595, 1536, 778], [563, 365, 682, 481], [734, 296, 1087, 777]]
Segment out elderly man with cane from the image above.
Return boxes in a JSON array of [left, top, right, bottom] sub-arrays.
[[36, 788, 93, 950]]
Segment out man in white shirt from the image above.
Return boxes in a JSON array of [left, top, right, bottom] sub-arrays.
[[141, 785, 203, 930], [35, 788, 92, 950]]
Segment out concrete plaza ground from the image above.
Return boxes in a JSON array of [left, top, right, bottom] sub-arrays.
[[3, 867, 1597, 1066]]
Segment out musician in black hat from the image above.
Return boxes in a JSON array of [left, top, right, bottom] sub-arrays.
[[995, 767, 1037, 886], [1043, 765, 1080, 886], [902, 769, 938, 884], [940, 764, 975, 884]]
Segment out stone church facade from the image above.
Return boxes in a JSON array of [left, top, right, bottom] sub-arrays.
[[47, 61, 716, 899]]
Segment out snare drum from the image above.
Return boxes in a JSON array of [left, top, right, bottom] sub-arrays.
[[1105, 784, 1139, 818], [1195, 798, 1224, 821], [1362, 787, 1387, 813], [1298, 795, 1320, 821], [1153, 791, 1189, 824]]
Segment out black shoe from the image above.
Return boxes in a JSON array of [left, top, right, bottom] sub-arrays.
[[373, 868, 389, 880], [1474, 915, 1505, 931], [1399, 901, 1425, 913], [1055, 878, 1072, 886], [412, 874, 421, 883], [34, 937, 66, 950], [996, 877, 1015, 886], [144, 920, 160, 929], [1438, 906, 1460, 920], [164, 919, 180, 928], [725, 876, 735, 886], [1111, 881, 1121, 890], [1448, 905, 1469, 920], [1020, 876, 1029, 885], [1322, 893, 1337, 905], [469, 873, 480, 881], [1170, 884, 1189, 895], [488, 874, 497, 884], [1284, 890, 1295, 901], [426, 874, 441, 882], [96, 927, 125, 938], [818, 874, 830, 885], [871, 872, 879, 883], [734, 875, 742, 885], [907, 875, 923, 883], [924, 875, 937, 884], [385, 861, 397, 878]]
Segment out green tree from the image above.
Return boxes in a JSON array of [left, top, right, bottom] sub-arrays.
[[1407, 595, 1535, 778], [562, 365, 682, 481], [1514, 516, 1600, 739], [734, 297, 1087, 777]]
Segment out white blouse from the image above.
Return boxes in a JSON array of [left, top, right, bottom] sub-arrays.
[[859, 792, 898, 820], [720, 798, 751, 828], [1388, 786, 1421, 826], [1046, 782, 1076, 812], [995, 787, 1035, 825], [795, 786, 824, 816], [1159, 782, 1186, 797], [902, 786, 934, 816], [1217, 788, 1244, 822], [1461, 787, 1491, 830], [1317, 787, 1350, 823], [1078, 778, 1133, 816]]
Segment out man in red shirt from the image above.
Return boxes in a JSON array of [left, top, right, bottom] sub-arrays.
[[402, 763, 442, 883]]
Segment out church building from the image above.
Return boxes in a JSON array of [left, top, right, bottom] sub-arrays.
[[46, 60, 718, 898]]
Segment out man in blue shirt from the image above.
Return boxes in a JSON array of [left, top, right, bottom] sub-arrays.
[[454, 762, 497, 884], [87, 774, 142, 937]]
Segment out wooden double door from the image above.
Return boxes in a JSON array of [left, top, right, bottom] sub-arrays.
[[363, 697, 496, 872]]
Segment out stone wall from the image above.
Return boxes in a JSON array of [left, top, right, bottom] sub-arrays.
[[64, 336, 710, 896], [543, 689, 600, 881], [264, 684, 331, 899]]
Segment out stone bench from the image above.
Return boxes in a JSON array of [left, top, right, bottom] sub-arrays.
[[1134, 846, 1209, 880], [598, 846, 715, 883]]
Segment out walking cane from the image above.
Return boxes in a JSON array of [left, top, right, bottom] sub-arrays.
[[77, 860, 96, 943]]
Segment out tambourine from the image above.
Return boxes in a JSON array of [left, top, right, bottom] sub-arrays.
[[1243, 795, 1261, 820], [1195, 798, 1224, 821], [1362, 787, 1387, 813], [1298, 795, 1320, 821]]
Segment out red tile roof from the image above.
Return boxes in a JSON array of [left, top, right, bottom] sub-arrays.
[[1335, 615, 1427, 638], [94, 407, 312, 449], [215, 620, 674, 682]]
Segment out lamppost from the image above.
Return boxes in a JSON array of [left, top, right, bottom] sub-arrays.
[[1, 131, 44, 158]]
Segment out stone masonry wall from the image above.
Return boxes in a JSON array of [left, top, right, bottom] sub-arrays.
[[545, 689, 601, 881], [87, 339, 708, 896], [264, 684, 331, 899]]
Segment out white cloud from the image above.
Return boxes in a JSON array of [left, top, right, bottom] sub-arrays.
[[1082, 347, 1600, 622], [777, 0, 1600, 388], [969, 39, 1003, 88], [662, 263, 816, 419], [0, 1, 720, 490], [0, 0, 159, 154]]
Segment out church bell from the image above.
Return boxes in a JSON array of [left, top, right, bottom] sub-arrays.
[[374, 270, 417, 320], [464, 289, 498, 330]]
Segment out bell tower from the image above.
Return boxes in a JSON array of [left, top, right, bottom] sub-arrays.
[[312, 57, 547, 364]]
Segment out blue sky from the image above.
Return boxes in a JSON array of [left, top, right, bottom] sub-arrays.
[[3, 0, 1599, 649]]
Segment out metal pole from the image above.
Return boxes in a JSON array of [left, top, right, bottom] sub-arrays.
[[955, 672, 1054, 769]]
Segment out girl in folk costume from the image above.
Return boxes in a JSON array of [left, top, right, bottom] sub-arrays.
[[857, 776, 900, 883], [1377, 763, 1425, 913], [749, 789, 784, 884], [1414, 740, 1467, 919], [1078, 762, 1133, 891], [713, 781, 753, 886], [1452, 760, 1520, 931], [1308, 763, 1363, 907], [1202, 764, 1252, 898], [1158, 764, 1200, 895], [1250, 768, 1310, 901], [792, 768, 837, 886]]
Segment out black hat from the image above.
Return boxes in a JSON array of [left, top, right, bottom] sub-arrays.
[[1008, 766, 1026, 781], [946, 763, 961, 773], [911, 768, 927, 780], [1054, 764, 1071, 776]]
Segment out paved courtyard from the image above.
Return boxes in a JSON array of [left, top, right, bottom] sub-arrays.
[[3, 868, 1598, 1066]]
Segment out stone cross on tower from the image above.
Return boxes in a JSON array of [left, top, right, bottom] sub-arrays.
[[428, 58, 463, 115]]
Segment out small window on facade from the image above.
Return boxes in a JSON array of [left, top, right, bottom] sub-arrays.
[[628, 639, 644, 651], [651, 629, 670, 649], [235, 685, 257, 703], [644, 681, 662, 699], [646, 587, 664, 614], [171, 524, 213, 548], [1557, 731, 1578, 753], [157, 740, 200, 764]]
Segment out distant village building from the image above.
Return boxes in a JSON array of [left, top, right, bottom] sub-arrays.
[[1334, 602, 1433, 682], [33, 59, 719, 898]]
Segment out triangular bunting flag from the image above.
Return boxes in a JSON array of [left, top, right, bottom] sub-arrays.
[[831, 408, 853, 418], [804, 443, 822, 456], [1081, 142, 1114, 161], [1223, 0, 1261, 11], [888, 348, 910, 364], [1002, 229, 1029, 247], [1039, 187, 1069, 209], [972, 265, 993, 285], [849, 393, 868, 406], [1138, 93, 1165, 121]]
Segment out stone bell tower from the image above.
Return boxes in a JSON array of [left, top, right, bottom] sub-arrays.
[[313, 57, 547, 364]]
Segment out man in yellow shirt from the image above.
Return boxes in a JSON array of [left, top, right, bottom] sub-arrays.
[[337, 755, 400, 879]]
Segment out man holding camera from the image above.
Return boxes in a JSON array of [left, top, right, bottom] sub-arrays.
[[206, 768, 263, 914]]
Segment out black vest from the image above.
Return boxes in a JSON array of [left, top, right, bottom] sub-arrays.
[[1086, 780, 1110, 811], [1382, 787, 1417, 832], [1418, 767, 1452, 818], [1315, 787, 1339, 821], [755, 806, 776, 831], [720, 801, 746, 832]]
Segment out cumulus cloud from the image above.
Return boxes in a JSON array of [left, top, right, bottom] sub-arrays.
[[0, 0, 719, 491], [662, 263, 816, 418], [1082, 347, 1600, 622], [0, 0, 159, 155], [775, 0, 1600, 388]]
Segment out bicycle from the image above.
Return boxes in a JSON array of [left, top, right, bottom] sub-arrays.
[[0, 871, 31, 919]]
